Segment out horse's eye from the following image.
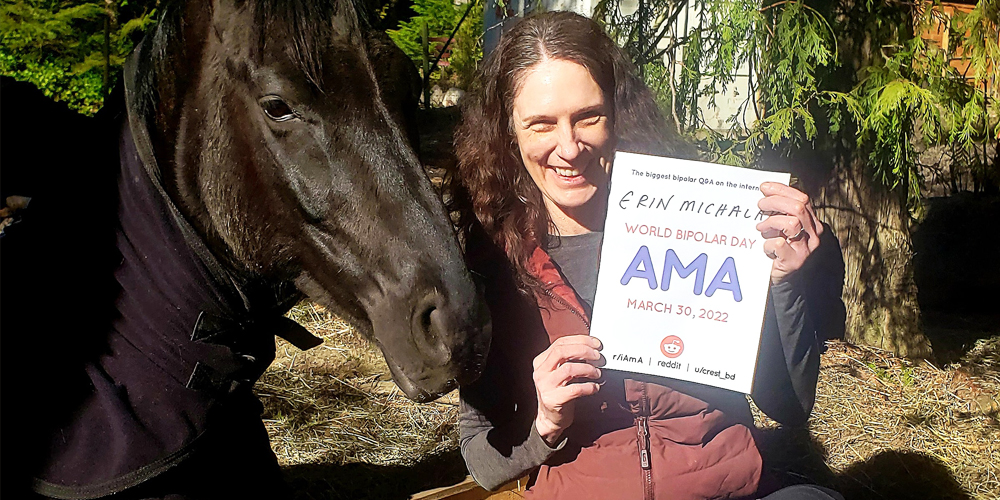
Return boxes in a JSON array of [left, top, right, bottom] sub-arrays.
[[260, 96, 297, 122]]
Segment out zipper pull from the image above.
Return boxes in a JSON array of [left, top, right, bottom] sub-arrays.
[[637, 416, 651, 470]]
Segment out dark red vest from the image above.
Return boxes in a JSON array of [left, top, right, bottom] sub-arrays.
[[469, 238, 761, 500]]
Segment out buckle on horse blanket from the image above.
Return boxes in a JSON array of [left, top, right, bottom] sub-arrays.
[[187, 311, 322, 393], [191, 310, 322, 350]]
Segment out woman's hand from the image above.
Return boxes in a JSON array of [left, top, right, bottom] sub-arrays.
[[756, 182, 824, 284], [532, 335, 604, 446]]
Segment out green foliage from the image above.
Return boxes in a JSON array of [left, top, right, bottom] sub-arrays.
[[595, 0, 689, 70], [389, 0, 462, 61], [0, 2, 103, 58], [854, 36, 940, 202], [642, 62, 676, 120], [447, 0, 483, 89], [671, 0, 846, 168], [0, 0, 157, 114], [0, 50, 104, 113], [595, 0, 691, 136], [387, 0, 483, 89], [851, 1, 999, 200], [962, 0, 999, 99], [866, 361, 917, 387], [599, 0, 998, 203], [949, 0, 1000, 188], [900, 366, 915, 387]]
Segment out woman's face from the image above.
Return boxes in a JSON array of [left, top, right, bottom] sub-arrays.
[[511, 58, 614, 235]]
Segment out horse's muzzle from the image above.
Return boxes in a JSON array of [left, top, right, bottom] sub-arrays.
[[377, 287, 492, 402]]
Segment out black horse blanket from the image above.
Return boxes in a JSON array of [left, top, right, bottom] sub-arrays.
[[4, 63, 317, 498]]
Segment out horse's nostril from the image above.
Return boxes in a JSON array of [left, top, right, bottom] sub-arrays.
[[420, 304, 435, 335], [413, 293, 449, 362]]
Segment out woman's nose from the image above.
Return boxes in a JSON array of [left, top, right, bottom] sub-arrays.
[[555, 123, 582, 160]]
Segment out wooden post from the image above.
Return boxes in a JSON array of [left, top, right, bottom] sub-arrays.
[[102, 8, 111, 99], [101, 0, 118, 101], [422, 20, 431, 109], [410, 476, 527, 500]]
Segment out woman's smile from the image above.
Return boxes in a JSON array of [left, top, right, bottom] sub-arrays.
[[550, 163, 591, 184]]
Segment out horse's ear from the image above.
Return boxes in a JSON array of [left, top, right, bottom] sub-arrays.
[[136, 0, 214, 145]]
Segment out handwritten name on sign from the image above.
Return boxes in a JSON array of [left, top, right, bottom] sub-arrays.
[[590, 152, 790, 393]]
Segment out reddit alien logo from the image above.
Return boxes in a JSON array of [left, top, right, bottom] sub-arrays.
[[660, 336, 684, 359]]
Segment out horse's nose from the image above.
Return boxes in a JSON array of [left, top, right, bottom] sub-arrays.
[[411, 292, 453, 365]]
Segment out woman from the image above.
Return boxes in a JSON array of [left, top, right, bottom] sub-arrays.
[[455, 11, 846, 500]]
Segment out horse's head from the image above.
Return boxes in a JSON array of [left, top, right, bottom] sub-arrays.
[[135, 0, 489, 401]]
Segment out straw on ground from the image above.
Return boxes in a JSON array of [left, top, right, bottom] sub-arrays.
[[257, 302, 1000, 500]]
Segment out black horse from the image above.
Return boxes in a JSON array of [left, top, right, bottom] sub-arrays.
[[0, 0, 489, 497]]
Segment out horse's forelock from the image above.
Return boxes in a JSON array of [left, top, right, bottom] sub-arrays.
[[251, 0, 364, 92], [134, 0, 368, 116]]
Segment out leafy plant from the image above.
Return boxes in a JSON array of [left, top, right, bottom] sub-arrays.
[[387, 0, 484, 89], [900, 366, 916, 387], [850, 0, 999, 202], [447, 0, 484, 89], [598, 0, 998, 200], [0, 0, 157, 114]]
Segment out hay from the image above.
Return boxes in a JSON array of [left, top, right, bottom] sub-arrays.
[[260, 303, 1000, 499], [257, 302, 461, 469], [753, 339, 1000, 499]]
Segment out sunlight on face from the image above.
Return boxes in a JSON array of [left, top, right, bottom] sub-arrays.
[[511, 58, 614, 235]]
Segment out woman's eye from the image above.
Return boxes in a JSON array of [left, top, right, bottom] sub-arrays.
[[530, 122, 557, 133], [260, 97, 297, 122], [579, 114, 603, 126]]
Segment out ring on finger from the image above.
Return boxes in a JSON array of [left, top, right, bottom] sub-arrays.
[[784, 227, 806, 243]]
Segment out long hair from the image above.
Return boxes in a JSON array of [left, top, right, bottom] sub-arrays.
[[455, 11, 695, 295]]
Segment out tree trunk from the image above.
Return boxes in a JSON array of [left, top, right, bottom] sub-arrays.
[[802, 0, 932, 357], [812, 159, 931, 357]]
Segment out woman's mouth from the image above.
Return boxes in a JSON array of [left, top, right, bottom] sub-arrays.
[[547, 163, 595, 188], [554, 167, 582, 177]]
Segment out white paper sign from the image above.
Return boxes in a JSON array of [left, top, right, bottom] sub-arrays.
[[590, 152, 791, 393]]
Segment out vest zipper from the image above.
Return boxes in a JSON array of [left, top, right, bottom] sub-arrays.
[[544, 273, 655, 495], [637, 382, 654, 500], [540, 286, 591, 329]]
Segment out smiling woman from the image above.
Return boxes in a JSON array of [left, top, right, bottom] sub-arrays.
[[453, 10, 847, 500], [512, 58, 613, 236], [455, 11, 695, 293]]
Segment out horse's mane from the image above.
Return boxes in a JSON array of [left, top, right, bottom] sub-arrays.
[[134, 0, 370, 121]]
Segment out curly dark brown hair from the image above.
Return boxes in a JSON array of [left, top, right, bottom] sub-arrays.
[[455, 11, 695, 294]]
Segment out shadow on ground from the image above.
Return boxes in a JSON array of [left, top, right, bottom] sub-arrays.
[[283, 449, 468, 500], [756, 427, 972, 500], [913, 194, 1000, 364], [836, 450, 971, 500]]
